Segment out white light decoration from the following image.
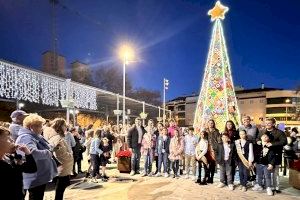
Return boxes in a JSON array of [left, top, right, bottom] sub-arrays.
[[193, 1, 241, 133], [0, 61, 97, 110], [71, 83, 97, 110]]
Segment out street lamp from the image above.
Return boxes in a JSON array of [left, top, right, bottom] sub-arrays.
[[285, 98, 291, 125], [18, 103, 25, 110], [163, 78, 169, 125], [119, 44, 135, 128]]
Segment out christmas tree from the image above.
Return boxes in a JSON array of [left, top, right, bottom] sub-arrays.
[[193, 1, 241, 132]]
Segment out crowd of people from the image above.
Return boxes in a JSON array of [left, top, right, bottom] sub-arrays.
[[0, 109, 300, 200]]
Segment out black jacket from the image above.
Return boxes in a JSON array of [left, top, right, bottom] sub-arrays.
[[256, 145, 276, 166], [127, 125, 146, 149], [0, 154, 37, 200], [258, 128, 287, 165], [216, 143, 236, 165]]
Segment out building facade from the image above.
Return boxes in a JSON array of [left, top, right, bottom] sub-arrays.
[[166, 88, 300, 128], [42, 51, 66, 77]]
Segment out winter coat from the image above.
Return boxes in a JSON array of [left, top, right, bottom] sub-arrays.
[[43, 127, 74, 177], [15, 128, 58, 190], [127, 125, 146, 149], [169, 136, 184, 161], [258, 128, 287, 165], [215, 143, 236, 165], [155, 135, 170, 154], [141, 133, 156, 156]]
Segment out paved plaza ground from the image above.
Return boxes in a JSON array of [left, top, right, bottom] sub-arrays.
[[40, 161, 300, 200]]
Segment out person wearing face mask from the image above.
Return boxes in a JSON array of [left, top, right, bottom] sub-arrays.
[[15, 114, 58, 200], [0, 126, 37, 200]]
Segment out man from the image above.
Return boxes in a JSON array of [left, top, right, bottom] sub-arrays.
[[239, 116, 259, 144], [258, 118, 287, 193], [127, 117, 146, 176], [9, 110, 28, 141]]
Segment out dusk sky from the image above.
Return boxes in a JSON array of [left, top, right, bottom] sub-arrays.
[[0, 0, 299, 100]]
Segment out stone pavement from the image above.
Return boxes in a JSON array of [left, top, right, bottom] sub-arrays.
[[40, 163, 300, 200]]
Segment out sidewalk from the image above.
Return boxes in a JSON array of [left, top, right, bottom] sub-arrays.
[[41, 163, 300, 200]]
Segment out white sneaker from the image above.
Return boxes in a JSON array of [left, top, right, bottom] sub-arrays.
[[252, 184, 263, 191], [185, 175, 189, 179], [164, 172, 169, 178], [239, 185, 243, 190], [217, 183, 225, 188], [155, 172, 161, 177], [228, 184, 234, 191], [266, 187, 273, 196], [130, 171, 135, 176], [191, 176, 196, 181], [242, 186, 247, 192]]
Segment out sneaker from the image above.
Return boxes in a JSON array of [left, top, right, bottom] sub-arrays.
[[164, 173, 169, 178], [217, 183, 225, 188], [191, 176, 196, 181], [195, 179, 201, 184], [185, 175, 189, 179], [148, 172, 153, 177], [141, 173, 147, 177], [92, 177, 98, 183], [267, 187, 273, 196], [155, 172, 161, 177], [200, 181, 207, 185], [252, 184, 263, 191], [228, 184, 234, 191], [242, 186, 247, 192], [130, 171, 135, 176], [239, 185, 243, 190]]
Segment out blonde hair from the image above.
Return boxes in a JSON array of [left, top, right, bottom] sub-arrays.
[[23, 114, 45, 129]]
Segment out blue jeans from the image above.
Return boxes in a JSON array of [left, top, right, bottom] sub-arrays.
[[238, 162, 249, 186], [131, 147, 141, 172], [144, 150, 153, 174], [219, 161, 232, 184], [90, 154, 100, 177], [158, 152, 168, 173], [257, 164, 272, 188]]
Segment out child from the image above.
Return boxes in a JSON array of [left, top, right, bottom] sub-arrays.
[[184, 127, 198, 180], [141, 128, 156, 177], [0, 126, 37, 200], [235, 130, 254, 192], [89, 129, 103, 183], [195, 130, 209, 185], [252, 133, 275, 196], [169, 129, 184, 178], [216, 133, 235, 190], [99, 137, 111, 180], [155, 127, 170, 178]]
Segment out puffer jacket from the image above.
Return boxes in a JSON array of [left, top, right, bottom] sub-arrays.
[[43, 127, 74, 177], [169, 136, 184, 161]]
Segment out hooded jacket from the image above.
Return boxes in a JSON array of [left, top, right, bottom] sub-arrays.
[[15, 128, 58, 190]]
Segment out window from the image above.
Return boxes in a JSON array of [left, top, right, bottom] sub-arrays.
[[250, 100, 254, 104], [177, 105, 185, 111], [266, 107, 296, 114], [177, 112, 185, 118], [267, 97, 299, 104]]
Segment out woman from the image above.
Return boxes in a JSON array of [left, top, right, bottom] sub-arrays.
[[223, 120, 239, 183], [0, 126, 37, 200], [83, 129, 94, 178], [15, 114, 58, 200], [206, 119, 221, 183], [155, 127, 170, 178], [169, 129, 184, 178], [195, 130, 209, 185], [43, 118, 73, 200], [70, 128, 84, 175], [111, 125, 119, 163]]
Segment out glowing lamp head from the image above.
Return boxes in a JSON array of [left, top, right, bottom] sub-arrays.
[[119, 44, 135, 63]]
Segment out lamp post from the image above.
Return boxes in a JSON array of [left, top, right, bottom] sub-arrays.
[[119, 44, 134, 129], [18, 102, 25, 110], [163, 78, 169, 125], [285, 98, 291, 125]]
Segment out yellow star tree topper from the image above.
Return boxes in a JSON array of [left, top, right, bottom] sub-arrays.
[[208, 1, 229, 21]]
